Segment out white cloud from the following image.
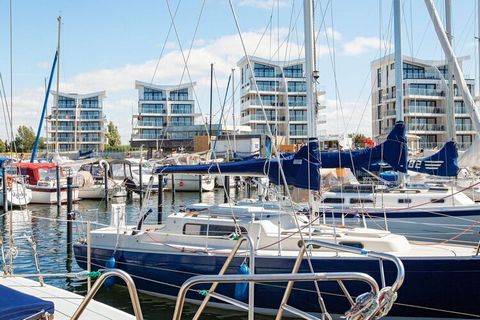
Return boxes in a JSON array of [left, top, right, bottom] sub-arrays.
[[322, 99, 372, 136], [11, 28, 308, 143], [237, 0, 288, 10], [342, 36, 392, 56]]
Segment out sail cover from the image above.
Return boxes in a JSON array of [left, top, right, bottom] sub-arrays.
[[155, 139, 322, 190], [320, 122, 408, 173], [407, 141, 459, 177]]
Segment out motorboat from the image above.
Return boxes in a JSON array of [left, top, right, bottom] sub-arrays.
[[13, 162, 79, 204]]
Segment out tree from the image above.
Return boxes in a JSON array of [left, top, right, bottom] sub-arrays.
[[106, 121, 121, 147], [0, 139, 6, 153], [14, 125, 37, 152]]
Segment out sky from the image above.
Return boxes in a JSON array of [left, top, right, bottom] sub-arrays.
[[0, 0, 478, 143]]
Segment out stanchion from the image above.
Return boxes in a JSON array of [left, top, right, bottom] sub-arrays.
[[157, 175, 163, 224], [103, 162, 109, 205], [2, 165, 7, 213], [171, 174, 175, 203], [66, 176, 74, 255], [139, 162, 143, 204]]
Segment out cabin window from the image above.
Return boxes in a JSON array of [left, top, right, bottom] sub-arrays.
[[350, 198, 374, 204], [431, 198, 445, 203], [339, 242, 364, 249], [323, 198, 344, 204], [183, 223, 247, 237], [398, 198, 412, 204]]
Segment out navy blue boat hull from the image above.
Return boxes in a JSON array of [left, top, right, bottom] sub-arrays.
[[74, 244, 480, 318]]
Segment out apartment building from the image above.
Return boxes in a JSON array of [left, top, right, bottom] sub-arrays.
[[47, 91, 107, 152], [371, 54, 476, 150], [237, 56, 326, 145]]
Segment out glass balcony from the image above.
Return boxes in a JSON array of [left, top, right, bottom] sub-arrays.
[[456, 124, 474, 131], [289, 130, 307, 136], [407, 124, 445, 131], [137, 121, 164, 127], [407, 88, 443, 96], [289, 115, 307, 121], [405, 106, 444, 114]]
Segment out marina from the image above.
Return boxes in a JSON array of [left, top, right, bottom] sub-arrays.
[[1, 0, 480, 319]]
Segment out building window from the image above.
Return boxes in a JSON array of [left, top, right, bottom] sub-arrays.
[[144, 88, 165, 101], [289, 124, 307, 136], [171, 104, 193, 114], [171, 117, 193, 126], [287, 81, 306, 92], [58, 96, 76, 108], [140, 104, 165, 114], [403, 63, 426, 79], [288, 96, 306, 106], [254, 63, 275, 78], [283, 64, 303, 78], [169, 88, 189, 101], [256, 81, 278, 91], [81, 97, 99, 109]]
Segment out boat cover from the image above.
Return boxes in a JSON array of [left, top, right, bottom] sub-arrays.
[[320, 121, 407, 173], [406, 141, 459, 177], [155, 139, 322, 190], [0, 284, 54, 320]]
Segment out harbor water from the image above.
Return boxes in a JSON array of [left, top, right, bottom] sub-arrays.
[[1, 188, 479, 319], [0, 189, 271, 319]]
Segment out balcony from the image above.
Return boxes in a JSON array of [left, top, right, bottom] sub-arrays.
[[382, 109, 397, 117], [50, 126, 75, 132], [455, 107, 468, 114], [131, 133, 165, 140], [456, 124, 474, 131], [405, 106, 445, 114], [289, 130, 308, 136], [419, 142, 443, 149], [289, 115, 307, 122], [242, 114, 286, 123], [407, 87, 444, 97], [407, 124, 445, 132], [137, 121, 164, 127]]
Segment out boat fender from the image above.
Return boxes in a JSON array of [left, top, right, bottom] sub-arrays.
[[234, 262, 250, 300], [104, 256, 117, 287]]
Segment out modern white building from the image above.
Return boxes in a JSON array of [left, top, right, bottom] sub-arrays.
[[47, 91, 107, 152], [371, 54, 476, 151], [130, 81, 199, 150], [237, 56, 326, 145]]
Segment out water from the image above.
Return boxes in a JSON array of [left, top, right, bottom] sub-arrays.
[[1, 189, 479, 319], [0, 189, 268, 320]]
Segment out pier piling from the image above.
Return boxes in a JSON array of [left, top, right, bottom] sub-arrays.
[[224, 176, 230, 203], [139, 162, 143, 203], [103, 162, 108, 205], [198, 175, 202, 202], [56, 165, 61, 207], [171, 174, 175, 202]]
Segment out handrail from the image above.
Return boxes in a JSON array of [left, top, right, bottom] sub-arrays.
[[192, 235, 255, 320], [172, 272, 379, 320], [302, 239, 405, 292], [70, 268, 143, 320]]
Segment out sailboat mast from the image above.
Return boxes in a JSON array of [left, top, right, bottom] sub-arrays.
[[303, 0, 316, 139], [209, 63, 213, 146], [55, 16, 61, 152], [445, 0, 455, 141], [394, 0, 405, 185], [232, 68, 236, 155]]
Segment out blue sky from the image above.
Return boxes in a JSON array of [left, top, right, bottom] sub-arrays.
[[0, 0, 478, 142]]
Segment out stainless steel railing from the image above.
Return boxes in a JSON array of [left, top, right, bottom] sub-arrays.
[[71, 268, 143, 320]]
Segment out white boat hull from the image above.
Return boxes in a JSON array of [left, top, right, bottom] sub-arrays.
[[0, 184, 32, 207], [164, 174, 215, 192], [29, 186, 80, 204]]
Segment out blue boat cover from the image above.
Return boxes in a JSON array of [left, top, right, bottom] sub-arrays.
[[0, 157, 10, 167], [155, 139, 322, 190], [0, 284, 54, 320], [320, 122, 407, 173], [406, 140, 459, 177]]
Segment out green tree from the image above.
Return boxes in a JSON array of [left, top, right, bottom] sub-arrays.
[[14, 125, 37, 152], [0, 139, 6, 153], [106, 121, 121, 147]]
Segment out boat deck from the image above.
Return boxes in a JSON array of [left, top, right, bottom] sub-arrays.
[[0, 276, 135, 320]]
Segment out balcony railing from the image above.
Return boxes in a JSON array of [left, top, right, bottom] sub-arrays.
[[289, 115, 307, 121], [289, 130, 307, 136], [456, 124, 474, 131], [137, 121, 164, 127], [131, 133, 166, 140], [405, 106, 444, 114], [407, 124, 445, 131], [407, 88, 444, 97], [455, 107, 468, 114], [242, 114, 286, 122]]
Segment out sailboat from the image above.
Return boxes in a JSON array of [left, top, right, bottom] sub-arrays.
[[73, 1, 480, 318]]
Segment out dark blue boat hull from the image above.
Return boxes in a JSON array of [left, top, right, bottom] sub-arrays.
[[74, 244, 480, 318]]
